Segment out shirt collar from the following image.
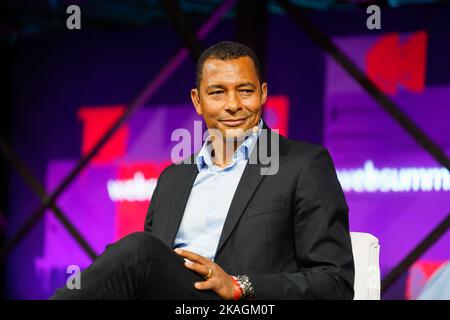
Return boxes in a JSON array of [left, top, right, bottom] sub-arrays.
[[195, 118, 264, 172]]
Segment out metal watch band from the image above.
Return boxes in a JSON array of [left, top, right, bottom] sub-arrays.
[[236, 275, 255, 299]]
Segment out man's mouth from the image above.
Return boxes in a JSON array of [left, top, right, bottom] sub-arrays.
[[219, 118, 247, 127]]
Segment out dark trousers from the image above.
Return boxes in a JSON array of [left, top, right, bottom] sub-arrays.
[[50, 232, 221, 300]]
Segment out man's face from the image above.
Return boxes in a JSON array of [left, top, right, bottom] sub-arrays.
[[191, 56, 267, 141]]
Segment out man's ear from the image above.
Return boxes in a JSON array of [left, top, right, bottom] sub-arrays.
[[261, 82, 268, 105], [191, 88, 202, 116]]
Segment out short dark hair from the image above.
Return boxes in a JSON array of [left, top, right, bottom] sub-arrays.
[[195, 41, 264, 89]]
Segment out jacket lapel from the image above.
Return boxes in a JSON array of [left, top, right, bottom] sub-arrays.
[[214, 160, 265, 257], [214, 124, 277, 257], [163, 157, 199, 246]]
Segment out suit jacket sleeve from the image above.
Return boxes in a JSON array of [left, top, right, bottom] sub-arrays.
[[144, 173, 161, 234], [248, 147, 355, 300]]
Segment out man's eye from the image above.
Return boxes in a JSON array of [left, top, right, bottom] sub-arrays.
[[240, 90, 253, 94], [209, 91, 223, 95]]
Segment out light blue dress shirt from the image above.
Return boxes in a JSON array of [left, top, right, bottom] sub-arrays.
[[173, 119, 263, 261]]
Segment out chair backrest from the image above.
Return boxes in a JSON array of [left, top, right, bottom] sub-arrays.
[[350, 232, 381, 300]]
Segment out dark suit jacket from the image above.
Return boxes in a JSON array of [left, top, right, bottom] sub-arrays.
[[144, 123, 354, 300]]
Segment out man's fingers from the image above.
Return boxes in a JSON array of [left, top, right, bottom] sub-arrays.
[[194, 280, 214, 290], [174, 248, 209, 264], [181, 260, 216, 291], [184, 260, 211, 278]]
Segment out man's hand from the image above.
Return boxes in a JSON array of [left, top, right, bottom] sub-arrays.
[[174, 248, 235, 300]]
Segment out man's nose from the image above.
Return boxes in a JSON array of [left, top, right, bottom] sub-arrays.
[[225, 93, 241, 112]]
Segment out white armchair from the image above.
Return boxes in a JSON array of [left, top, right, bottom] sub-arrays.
[[350, 232, 381, 300]]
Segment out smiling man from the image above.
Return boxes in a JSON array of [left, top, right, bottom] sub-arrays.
[[50, 41, 354, 300], [189, 45, 267, 169]]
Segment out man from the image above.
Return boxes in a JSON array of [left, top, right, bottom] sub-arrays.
[[51, 41, 354, 300]]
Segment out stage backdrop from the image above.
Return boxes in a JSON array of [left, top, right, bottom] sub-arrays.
[[6, 5, 450, 299]]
